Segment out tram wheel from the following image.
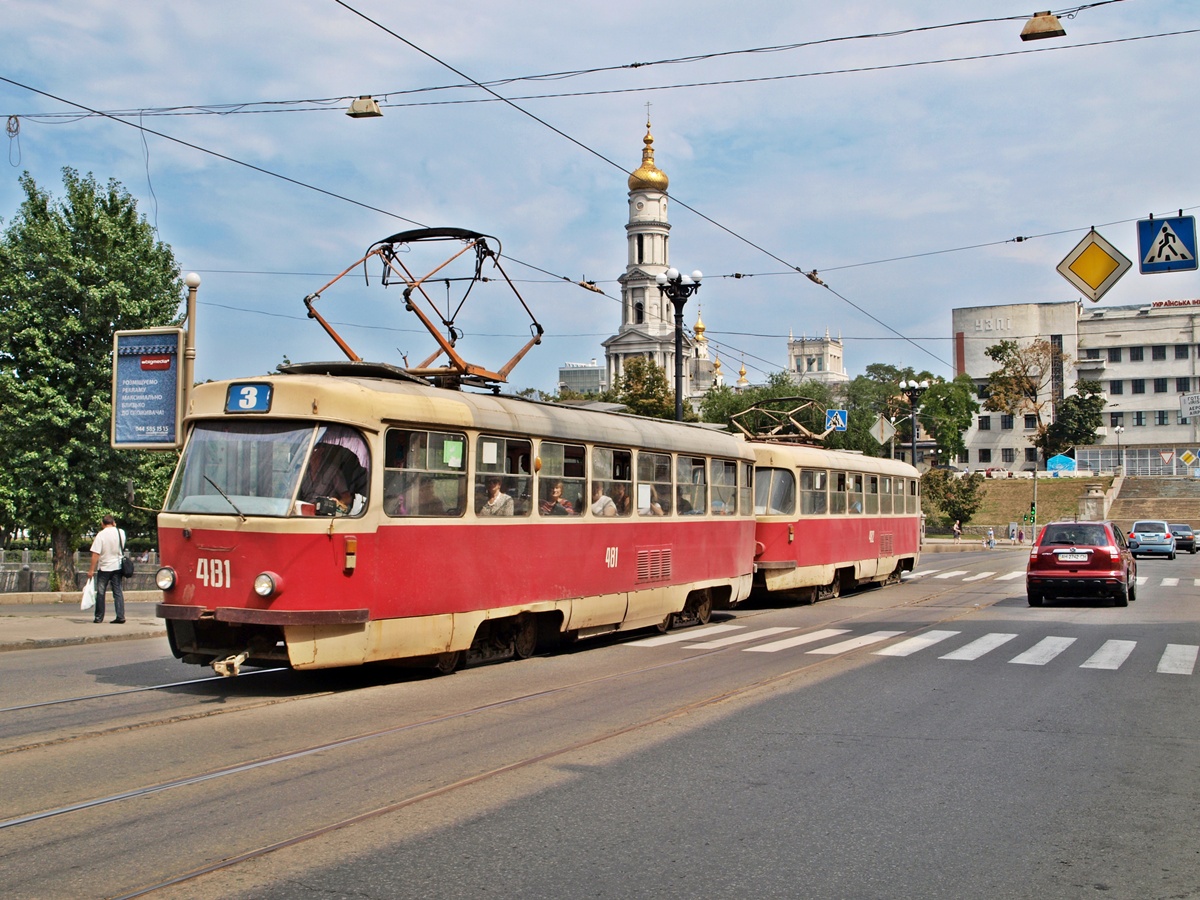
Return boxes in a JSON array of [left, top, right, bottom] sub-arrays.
[[826, 578, 840, 600], [656, 614, 675, 633], [690, 591, 713, 625], [513, 615, 538, 659], [430, 650, 462, 675]]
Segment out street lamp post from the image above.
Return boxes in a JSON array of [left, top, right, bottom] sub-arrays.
[[898, 379, 931, 467], [1113, 424, 1124, 473], [655, 267, 703, 421]]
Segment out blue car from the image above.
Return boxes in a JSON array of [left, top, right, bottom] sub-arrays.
[[1129, 520, 1176, 560]]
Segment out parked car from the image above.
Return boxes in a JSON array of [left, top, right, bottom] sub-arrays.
[[1128, 520, 1176, 560], [1169, 523, 1195, 554], [1027, 520, 1137, 607]]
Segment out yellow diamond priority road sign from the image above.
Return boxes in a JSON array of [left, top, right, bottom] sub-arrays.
[[1057, 229, 1131, 302]]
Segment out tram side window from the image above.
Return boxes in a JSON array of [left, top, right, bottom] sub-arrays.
[[383, 429, 467, 517], [847, 472, 865, 514], [711, 459, 737, 515], [866, 475, 880, 515], [830, 471, 847, 514], [638, 451, 673, 516], [592, 447, 633, 517], [880, 476, 893, 514], [894, 476, 906, 514], [754, 467, 795, 516], [677, 456, 707, 514], [475, 435, 532, 517], [539, 442, 586, 516], [908, 478, 919, 514], [800, 469, 828, 515]]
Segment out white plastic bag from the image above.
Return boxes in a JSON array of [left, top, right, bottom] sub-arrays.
[[81, 578, 96, 611]]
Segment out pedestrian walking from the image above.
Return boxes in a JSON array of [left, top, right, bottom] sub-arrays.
[[1018, 527, 1025, 544], [952, 520, 961, 543], [986, 527, 995, 549], [86, 514, 127, 624]]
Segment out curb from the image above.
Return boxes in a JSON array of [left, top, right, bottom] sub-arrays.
[[0, 630, 167, 653]]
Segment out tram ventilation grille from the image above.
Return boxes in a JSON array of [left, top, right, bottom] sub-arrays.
[[636, 547, 673, 582], [881, 533, 893, 555]]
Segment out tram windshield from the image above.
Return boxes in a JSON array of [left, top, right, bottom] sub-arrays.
[[165, 421, 370, 517]]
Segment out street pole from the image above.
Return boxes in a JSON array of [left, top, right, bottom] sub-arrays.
[[898, 379, 930, 468], [655, 267, 702, 421], [183, 272, 201, 416]]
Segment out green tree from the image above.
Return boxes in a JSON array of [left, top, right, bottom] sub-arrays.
[[982, 338, 1065, 467], [920, 469, 985, 527], [0, 169, 183, 587], [612, 356, 675, 419], [918, 374, 980, 461], [1042, 378, 1106, 459]]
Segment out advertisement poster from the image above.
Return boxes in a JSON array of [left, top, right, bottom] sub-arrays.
[[111, 328, 184, 449]]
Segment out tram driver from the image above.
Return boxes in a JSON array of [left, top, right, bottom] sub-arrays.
[[300, 431, 367, 515]]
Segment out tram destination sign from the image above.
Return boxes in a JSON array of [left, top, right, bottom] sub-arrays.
[[111, 328, 184, 450]]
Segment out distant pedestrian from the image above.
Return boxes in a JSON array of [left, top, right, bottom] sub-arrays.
[[953, 520, 962, 543], [1018, 527, 1025, 544], [86, 514, 126, 624], [986, 527, 995, 549]]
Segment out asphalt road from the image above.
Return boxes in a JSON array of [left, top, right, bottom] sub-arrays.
[[2, 546, 1198, 900]]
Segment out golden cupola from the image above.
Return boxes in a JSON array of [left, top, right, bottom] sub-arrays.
[[628, 121, 669, 192]]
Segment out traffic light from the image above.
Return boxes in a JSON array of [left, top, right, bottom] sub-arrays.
[[1029, 501, 1036, 519]]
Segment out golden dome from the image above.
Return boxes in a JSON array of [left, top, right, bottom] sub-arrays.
[[628, 121, 669, 192], [693, 306, 706, 341]]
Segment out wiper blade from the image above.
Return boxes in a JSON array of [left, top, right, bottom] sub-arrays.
[[203, 476, 247, 520]]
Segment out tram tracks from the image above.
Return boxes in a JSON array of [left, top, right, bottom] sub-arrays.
[[2, 576, 1012, 899]]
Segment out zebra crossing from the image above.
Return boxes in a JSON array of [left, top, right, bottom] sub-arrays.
[[903, 568, 1200, 588], [631, 623, 1199, 674]]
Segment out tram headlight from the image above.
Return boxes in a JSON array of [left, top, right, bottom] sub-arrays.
[[155, 567, 176, 591], [254, 571, 284, 598]]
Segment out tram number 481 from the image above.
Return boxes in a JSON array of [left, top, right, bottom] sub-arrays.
[[197, 558, 232, 588], [604, 547, 619, 568]]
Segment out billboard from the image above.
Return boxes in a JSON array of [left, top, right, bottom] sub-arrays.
[[111, 328, 185, 449]]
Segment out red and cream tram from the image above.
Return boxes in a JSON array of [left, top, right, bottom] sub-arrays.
[[752, 443, 921, 601], [156, 363, 757, 674]]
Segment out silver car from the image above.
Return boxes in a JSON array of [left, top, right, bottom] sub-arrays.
[[1128, 520, 1176, 560]]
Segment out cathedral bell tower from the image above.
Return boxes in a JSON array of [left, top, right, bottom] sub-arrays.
[[603, 121, 693, 396]]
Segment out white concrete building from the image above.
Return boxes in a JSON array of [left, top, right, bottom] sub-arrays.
[[787, 329, 850, 387], [953, 299, 1200, 475]]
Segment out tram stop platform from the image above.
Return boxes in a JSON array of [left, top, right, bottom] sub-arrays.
[[0, 592, 166, 652]]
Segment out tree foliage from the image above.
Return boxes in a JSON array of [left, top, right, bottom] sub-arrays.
[[1042, 378, 1106, 459], [982, 339, 1064, 463], [611, 356, 675, 419], [918, 375, 980, 461], [920, 469, 985, 526], [0, 169, 183, 583]]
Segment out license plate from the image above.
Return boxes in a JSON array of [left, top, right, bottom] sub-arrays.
[[1058, 553, 1087, 562]]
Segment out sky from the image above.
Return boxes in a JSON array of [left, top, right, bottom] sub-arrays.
[[3, 1, 1199, 394]]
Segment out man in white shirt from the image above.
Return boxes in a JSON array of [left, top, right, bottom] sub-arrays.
[[86, 514, 127, 624]]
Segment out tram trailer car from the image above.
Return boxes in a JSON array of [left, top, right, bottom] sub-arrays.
[[156, 364, 757, 674], [750, 443, 921, 602]]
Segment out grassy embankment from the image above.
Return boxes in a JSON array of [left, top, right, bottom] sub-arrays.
[[928, 475, 1113, 538]]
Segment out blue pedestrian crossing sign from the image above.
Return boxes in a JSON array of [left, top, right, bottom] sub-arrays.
[[825, 408, 848, 432], [1137, 215, 1198, 274]]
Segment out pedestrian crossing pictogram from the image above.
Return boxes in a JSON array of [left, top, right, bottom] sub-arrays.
[[1137, 215, 1198, 274]]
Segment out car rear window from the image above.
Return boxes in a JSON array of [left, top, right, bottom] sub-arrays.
[[1133, 522, 1165, 533], [1041, 524, 1108, 545]]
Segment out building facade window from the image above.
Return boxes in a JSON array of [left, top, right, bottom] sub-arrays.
[[1085, 348, 1101, 359], [1177, 345, 1191, 360], [1155, 410, 1170, 426], [1025, 447, 1038, 462], [1107, 347, 1122, 363], [1133, 411, 1146, 426], [1180, 412, 1190, 426], [1109, 380, 1123, 395], [1132, 379, 1146, 394], [1154, 377, 1168, 393], [1178, 377, 1191, 393], [957, 450, 969, 464], [1002, 448, 1016, 464], [1152, 345, 1167, 361], [978, 415, 991, 431], [1110, 412, 1124, 427], [1130, 346, 1144, 362], [1024, 414, 1037, 429], [1001, 414, 1014, 430], [979, 449, 992, 463]]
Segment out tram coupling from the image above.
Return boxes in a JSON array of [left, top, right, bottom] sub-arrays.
[[211, 650, 250, 678]]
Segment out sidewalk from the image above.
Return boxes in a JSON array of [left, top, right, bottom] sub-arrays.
[[0, 592, 165, 652], [923, 537, 1030, 553]]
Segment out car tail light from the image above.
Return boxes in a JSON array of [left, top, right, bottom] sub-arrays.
[[1165, 532, 1172, 540], [1106, 546, 1121, 561]]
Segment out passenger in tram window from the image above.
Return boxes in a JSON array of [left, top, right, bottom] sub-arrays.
[[478, 475, 514, 517], [590, 482, 617, 517], [610, 482, 632, 516], [540, 480, 575, 516], [418, 479, 447, 516], [639, 485, 665, 517]]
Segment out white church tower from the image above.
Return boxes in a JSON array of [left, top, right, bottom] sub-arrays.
[[602, 121, 694, 396]]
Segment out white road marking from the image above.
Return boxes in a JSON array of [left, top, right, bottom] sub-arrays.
[[905, 569, 941, 579], [807, 630, 906, 655], [687, 627, 797, 648], [1158, 644, 1199, 675], [1136, 576, 1149, 586], [744, 628, 851, 653], [962, 572, 995, 582], [1080, 640, 1136, 670], [1009, 636, 1077, 666], [996, 571, 1026, 581], [1161, 577, 1180, 587], [874, 630, 961, 657], [630, 624, 744, 647], [940, 633, 1018, 660], [934, 570, 969, 580]]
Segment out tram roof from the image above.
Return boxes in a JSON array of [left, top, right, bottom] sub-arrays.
[[189, 365, 753, 459], [749, 441, 920, 479]]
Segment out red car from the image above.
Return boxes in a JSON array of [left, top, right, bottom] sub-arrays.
[[1026, 520, 1138, 607]]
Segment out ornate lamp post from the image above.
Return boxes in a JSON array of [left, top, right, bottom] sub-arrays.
[[1113, 424, 1124, 473], [898, 379, 930, 467], [655, 267, 703, 421]]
